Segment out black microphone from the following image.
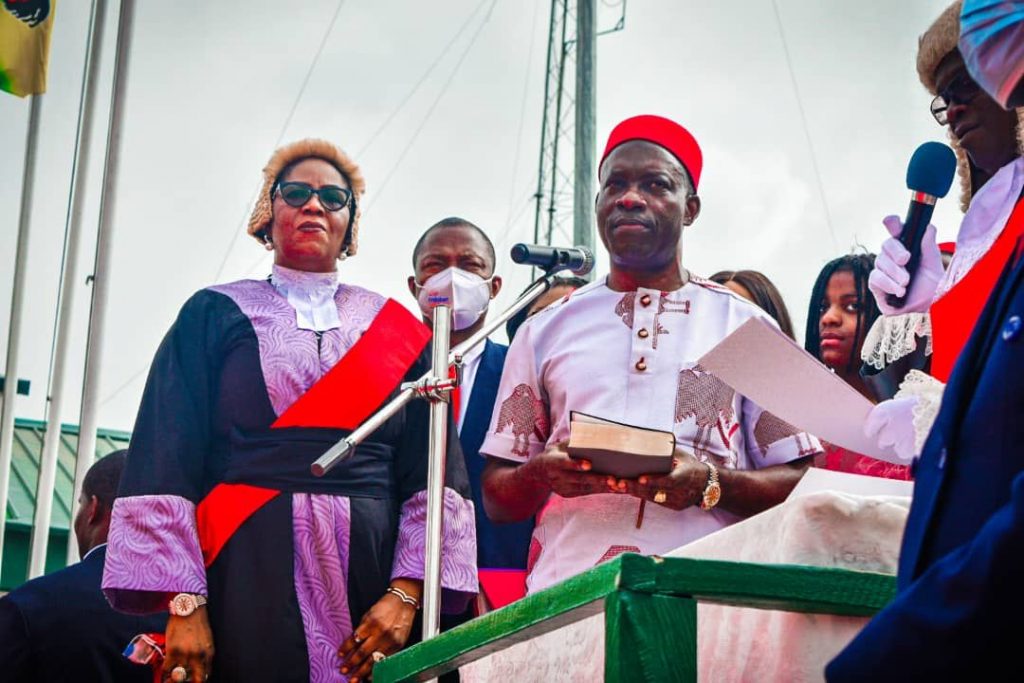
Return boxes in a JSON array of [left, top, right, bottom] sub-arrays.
[[510, 243, 595, 276], [887, 141, 958, 309]]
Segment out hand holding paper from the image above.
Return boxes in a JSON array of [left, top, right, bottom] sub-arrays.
[[864, 397, 919, 464], [697, 318, 904, 464]]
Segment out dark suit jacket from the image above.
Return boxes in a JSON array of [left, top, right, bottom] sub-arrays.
[[827, 247, 1024, 680], [461, 339, 534, 571], [0, 545, 168, 682], [440, 340, 533, 652]]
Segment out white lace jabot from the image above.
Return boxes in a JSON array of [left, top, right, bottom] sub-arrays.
[[270, 264, 341, 332]]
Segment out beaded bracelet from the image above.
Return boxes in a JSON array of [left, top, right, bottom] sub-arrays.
[[387, 586, 421, 609]]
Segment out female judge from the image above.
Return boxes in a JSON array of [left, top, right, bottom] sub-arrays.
[[102, 139, 477, 682]]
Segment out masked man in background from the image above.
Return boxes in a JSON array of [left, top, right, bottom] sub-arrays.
[[409, 218, 535, 621]]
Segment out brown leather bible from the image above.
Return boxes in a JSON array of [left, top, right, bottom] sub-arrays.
[[567, 411, 675, 479]]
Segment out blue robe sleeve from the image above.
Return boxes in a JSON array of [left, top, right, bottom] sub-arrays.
[[827, 470, 1024, 681]]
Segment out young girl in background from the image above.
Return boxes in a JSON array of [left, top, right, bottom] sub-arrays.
[[805, 255, 911, 480]]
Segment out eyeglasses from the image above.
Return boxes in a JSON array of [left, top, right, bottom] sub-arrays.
[[275, 181, 352, 212], [930, 73, 982, 125]]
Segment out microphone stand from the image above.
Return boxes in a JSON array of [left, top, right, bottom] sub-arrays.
[[310, 271, 559, 477], [310, 267, 570, 641], [422, 305, 451, 644]]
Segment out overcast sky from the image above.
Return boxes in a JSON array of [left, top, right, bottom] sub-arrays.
[[0, 0, 961, 432]]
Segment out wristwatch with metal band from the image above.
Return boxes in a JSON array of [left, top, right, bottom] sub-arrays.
[[169, 593, 207, 617], [699, 462, 721, 510]]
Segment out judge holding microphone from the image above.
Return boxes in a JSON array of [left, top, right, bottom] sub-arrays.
[[860, 0, 1024, 464], [828, 2, 1024, 679]]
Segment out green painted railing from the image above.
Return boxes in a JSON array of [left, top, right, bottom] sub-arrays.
[[374, 553, 895, 682]]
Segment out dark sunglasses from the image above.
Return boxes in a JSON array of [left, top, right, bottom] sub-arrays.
[[275, 181, 352, 212], [930, 73, 982, 126]]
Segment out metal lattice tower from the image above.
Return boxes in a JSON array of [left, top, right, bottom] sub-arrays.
[[532, 0, 575, 249], [532, 0, 626, 250]]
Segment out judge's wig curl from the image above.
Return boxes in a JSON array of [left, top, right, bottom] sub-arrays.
[[247, 138, 366, 258], [917, 1, 1024, 213]]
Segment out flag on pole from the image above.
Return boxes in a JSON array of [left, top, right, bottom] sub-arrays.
[[0, 1, 57, 97]]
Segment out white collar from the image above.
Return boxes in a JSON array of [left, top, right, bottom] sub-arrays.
[[602, 268, 691, 294], [958, 156, 1024, 249], [82, 542, 107, 561], [458, 339, 486, 366], [937, 157, 1024, 298], [270, 264, 342, 332]]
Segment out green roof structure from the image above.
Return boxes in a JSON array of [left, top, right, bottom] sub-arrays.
[[1, 419, 131, 590]]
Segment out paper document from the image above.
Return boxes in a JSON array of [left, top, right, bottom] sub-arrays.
[[698, 317, 899, 462]]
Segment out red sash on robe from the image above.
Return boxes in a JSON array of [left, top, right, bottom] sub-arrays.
[[931, 197, 1024, 382], [197, 299, 431, 567], [478, 569, 528, 612]]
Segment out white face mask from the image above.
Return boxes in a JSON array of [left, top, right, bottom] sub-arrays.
[[416, 267, 494, 331]]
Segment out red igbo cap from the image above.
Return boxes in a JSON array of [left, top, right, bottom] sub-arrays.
[[600, 115, 703, 190], [939, 241, 956, 255]]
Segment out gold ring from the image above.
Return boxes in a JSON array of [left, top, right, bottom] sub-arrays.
[[371, 650, 387, 664], [653, 490, 667, 504]]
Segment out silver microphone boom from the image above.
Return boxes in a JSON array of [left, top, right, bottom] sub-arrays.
[[510, 243, 594, 275]]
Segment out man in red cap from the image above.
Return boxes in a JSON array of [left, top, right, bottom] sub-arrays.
[[479, 115, 820, 595]]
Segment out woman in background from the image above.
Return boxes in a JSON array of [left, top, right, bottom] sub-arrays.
[[708, 269, 796, 340], [805, 255, 911, 480]]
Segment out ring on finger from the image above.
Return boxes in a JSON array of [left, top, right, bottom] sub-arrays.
[[653, 490, 667, 504], [372, 651, 387, 663], [170, 666, 189, 683]]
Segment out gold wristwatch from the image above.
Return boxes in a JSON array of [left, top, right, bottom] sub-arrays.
[[699, 462, 721, 510]]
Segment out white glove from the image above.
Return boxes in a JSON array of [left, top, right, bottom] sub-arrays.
[[863, 397, 920, 465], [868, 215, 944, 315]]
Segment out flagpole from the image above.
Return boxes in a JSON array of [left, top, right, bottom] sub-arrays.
[[0, 94, 44, 579], [68, 0, 135, 565], [28, 0, 108, 577]]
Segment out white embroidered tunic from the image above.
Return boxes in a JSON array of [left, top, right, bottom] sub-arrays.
[[480, 277, 821, 594]]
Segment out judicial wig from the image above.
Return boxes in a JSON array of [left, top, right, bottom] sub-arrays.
[[917, 1, 1024, 212], [248, 138, 366, 257]]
